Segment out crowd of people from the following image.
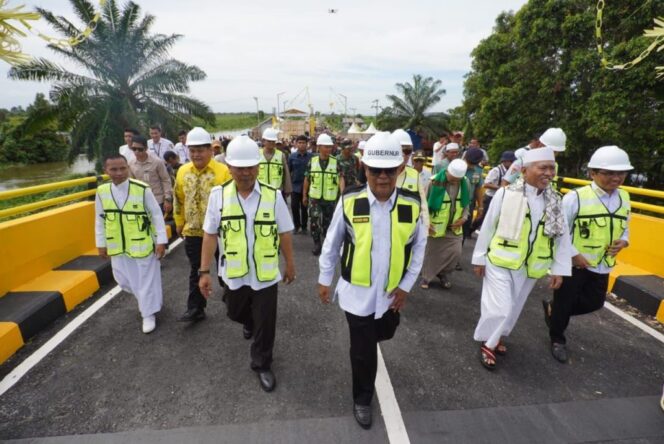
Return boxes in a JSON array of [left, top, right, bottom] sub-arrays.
[[95, 123, 640, 429]]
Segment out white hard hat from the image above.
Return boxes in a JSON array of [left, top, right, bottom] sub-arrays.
[[362, 132, 403, 168], [392, 129, 412, 147], [587, 145, 633, 171], [262, 127, 279, 141], [317, 134, 334, 146], [540, 128, 566, 152], [225, 135, 261, 167], [186, 127, 212, 146], [515, 147, 529, 159], [445, 143, 460, 152], [358, 140, 367, 151]]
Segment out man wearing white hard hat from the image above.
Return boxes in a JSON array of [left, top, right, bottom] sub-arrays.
[[303, 133, 343, 255], [199, 135, 295, 392], [472, 147, 572, 370], [393, 129, 419, 192], [420, 158, 471, 290], [318, 131, 426, 429], [174, 127, 231, 322], [543, 146, 632, 363], [259, 128, 292, 196]]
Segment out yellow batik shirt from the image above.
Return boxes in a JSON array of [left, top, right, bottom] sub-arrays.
[[174, 159, 231, 237]]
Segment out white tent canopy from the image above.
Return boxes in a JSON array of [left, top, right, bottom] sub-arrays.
[[363, 122, 378, 134], [347, 122, 362, 134]]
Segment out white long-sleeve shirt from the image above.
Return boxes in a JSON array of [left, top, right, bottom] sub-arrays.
[[148, 137, 174, 160], [562, 182, 630, 275], [472, 185, 572, 277], [318, 186, 428, 318], [95, 179, 168, 248]]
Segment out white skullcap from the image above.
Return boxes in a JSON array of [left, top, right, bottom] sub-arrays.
[[445, 143, 460, 152], [523, 147, 555, 165], [447, 159, 468, 178]]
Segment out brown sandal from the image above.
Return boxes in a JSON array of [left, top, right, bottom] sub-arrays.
[[495, 341, 507, 356], [480, 344, 496, 370]]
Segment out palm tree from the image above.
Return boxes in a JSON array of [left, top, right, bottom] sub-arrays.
[[8, 0, 214, 165], [378, 74, 448, 137]]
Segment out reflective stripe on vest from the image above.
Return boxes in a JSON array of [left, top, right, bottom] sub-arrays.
[[340, 187, 420, 292], [258, 149, 284, 189], [487, 200, 554, 279], [572, 185, 629, 268], [98, 179, 155, 258], [219, 181, 280, 282], [309, 156, 339, 201], [397, 166, 420, 193]]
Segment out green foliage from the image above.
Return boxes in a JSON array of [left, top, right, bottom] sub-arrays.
[[0, 94, 69, 164], [460, 0, 664, 186], [377, 74, 449, 138], [8, 0, 213, 165], [211, 113, 262, 131], [322, 113, 343, 132]]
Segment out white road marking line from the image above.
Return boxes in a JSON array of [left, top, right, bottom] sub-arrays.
[[0, 238, 184, 397], [376, 345, 410, 444], [604, 300, 664, 344]]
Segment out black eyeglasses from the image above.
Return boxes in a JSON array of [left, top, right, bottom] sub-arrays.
[[367, 166, 399, 177], [130, 146, 146, 152]]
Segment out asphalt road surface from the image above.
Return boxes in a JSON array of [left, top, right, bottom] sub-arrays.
[[1, 233, 663, 443]]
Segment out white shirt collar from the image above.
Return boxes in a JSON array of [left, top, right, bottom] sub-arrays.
[[524, 182, 545, 196], [111, 179, 130, 192], [591, 181, 612, 198], [366, 185, 397, 207]]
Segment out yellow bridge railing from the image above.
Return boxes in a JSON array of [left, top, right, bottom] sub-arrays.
[[0, 175, 108, 219]]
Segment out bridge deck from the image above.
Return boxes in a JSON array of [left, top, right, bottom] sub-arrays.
[[1, 235, 663, 443]]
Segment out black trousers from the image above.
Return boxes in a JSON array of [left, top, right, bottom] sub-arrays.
[[291, 191, 308, 230], [549, 268, 608, 344], [225, 283, 278, 371], [185, 236, 207, 310], [345, 310, 400, 406]]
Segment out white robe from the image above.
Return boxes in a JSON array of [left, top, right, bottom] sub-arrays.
[[472, 185, 572, 348], [95, 179, 168, 318]]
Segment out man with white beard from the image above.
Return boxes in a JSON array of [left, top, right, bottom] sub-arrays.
[[472, 147, 572, 370]]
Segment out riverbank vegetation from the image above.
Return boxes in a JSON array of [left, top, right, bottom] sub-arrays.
[[8, 0, 213, 167], [0, 94, 69, 164]]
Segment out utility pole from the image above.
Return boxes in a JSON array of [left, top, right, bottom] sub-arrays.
[[253, 97, 259, 123], [338, 93, 347, 118], [276, 91, 285, 118], [371, 99, 379, 119]]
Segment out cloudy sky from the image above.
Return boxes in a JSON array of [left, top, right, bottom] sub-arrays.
[[0, 0, 527, 114]]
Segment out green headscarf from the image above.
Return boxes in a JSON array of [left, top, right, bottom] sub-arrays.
[[427, 168, 470, 215]]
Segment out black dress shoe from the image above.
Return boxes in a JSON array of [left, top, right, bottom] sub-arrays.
[[312, 242, 322, 256], [542, 300, 552, 329], [243, 325, 253, 340], [177, 308, 206, 322], [257, 370, 276, 392], [551, 342, 568, 363], [353, 404, 372, 429]]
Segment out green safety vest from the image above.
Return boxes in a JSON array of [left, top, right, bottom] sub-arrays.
[[397, 166, 420, 193], [258, 149, 284, 189], [98, 179, 155, 259], [572, 185, 630, 268], [487, 199, 554, 279], [219, 181, 280, 282], [429, 182, 466, 238], [309, 156, 339, 201], [340, 186, 421, 293]]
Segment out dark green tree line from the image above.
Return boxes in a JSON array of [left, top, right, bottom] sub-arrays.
[[458, 0, 664, 186], [8, 0, 214, 167]]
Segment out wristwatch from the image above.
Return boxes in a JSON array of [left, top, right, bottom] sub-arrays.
[[198, 269, 210, 276]]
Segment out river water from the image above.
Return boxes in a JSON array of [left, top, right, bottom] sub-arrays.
[[0, 129, 252, 191], [0, 155, 97, 191]]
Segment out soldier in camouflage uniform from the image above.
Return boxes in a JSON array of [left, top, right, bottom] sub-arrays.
[[337, 138, 360, 191], [303, 134, 343, 255]]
